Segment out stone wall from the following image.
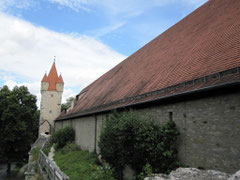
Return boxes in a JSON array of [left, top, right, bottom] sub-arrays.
[[135, 91, 240, 173], [54, 90, 240, 173]]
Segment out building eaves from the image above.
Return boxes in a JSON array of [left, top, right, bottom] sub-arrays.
[[56, 67, 240, 121]]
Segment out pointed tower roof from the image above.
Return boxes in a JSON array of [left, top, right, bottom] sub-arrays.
[[41, 73, 48, 82], [41, 61, 64, 91], [48, 62, 59, 91], [57, 74, 64, 84]]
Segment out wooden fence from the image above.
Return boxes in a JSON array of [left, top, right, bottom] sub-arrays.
[[38, 139, 69, 180]]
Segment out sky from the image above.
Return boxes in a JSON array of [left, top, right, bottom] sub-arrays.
[[0, 0, 208, 108]]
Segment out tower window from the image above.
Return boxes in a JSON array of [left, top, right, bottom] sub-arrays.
[[49, 110, 52, 114], [51, 94, 54, 97], [169, 112, 173, 121]]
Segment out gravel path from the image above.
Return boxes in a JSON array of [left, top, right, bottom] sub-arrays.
[[48, 145, 55, 161]]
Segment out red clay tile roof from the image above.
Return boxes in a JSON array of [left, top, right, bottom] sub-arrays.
[[41, 73, 48, 82], [57, 74, 64, 84], [41, 62, 64, 91], [59, 0, 240, 119]]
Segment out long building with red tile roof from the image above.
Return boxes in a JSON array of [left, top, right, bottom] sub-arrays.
[[58, 0, 240, 119], [54, 0, 240, 173]]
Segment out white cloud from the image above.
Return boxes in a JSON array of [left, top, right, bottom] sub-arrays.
[[47, 0, 168, 16], [62, 88, 76, 104], [0, 0, 208, 107], [45, 0, 208, 40], [88, 22, 126, 38], [0, 0, 208, 18], [0, 13, 126, 106], [46, 0, 207, 17], [0, 0, 208, 44], [0, 0, 35, 12], [48, 0, 90, 12]]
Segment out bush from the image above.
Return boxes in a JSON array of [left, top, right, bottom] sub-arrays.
[[93, 163, 116, 180], [43, 145, 51, 156], [60, 143, 79, 154], [99, 110, 180, 179], [52, 126, 75, 150], [137, 163, 153, 180]]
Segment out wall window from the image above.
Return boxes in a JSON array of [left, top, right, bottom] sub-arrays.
[[49, 110, 52, 114], [169, 112, 173, 121]]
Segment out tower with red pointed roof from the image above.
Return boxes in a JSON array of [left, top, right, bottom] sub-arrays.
[[39, 62, 64, 135]]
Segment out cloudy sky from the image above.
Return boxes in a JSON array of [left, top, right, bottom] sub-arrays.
[[0, 0, 207, 107]]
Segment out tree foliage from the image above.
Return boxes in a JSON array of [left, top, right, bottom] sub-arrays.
[[99, 110, 180, 179], [61, 97, 74, 111], [0, 85, 39, 170]]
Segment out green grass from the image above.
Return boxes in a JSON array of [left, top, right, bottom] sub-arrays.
[[31, 147, 44, 180], [43, 145, 51, 156], [32, 147, 41, 162], [54, 149, 100, 180], [53, 143, 115, 180]]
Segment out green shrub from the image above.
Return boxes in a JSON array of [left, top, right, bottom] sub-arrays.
[[32, 147, 41, 163], [43, 145, 51, 156], [60, 143, 79, 154], [93, 163, 116, 180], [43, 142, 52, 156], [137, 163, 153, 180], [99, 110, 180, 179], [52, 126, 75, 150]]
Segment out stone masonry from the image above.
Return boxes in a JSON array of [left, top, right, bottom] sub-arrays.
[[55, 90, 240, 173]]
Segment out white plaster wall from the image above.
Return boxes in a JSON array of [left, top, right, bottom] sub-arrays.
[[72, 116, 96, 152], [96, 114, 105, 153], [39, 90, 62, 134], [55, 114, 107, 153]]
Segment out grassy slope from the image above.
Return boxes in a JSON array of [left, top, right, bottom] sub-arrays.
[[54, 149, 100, 180]]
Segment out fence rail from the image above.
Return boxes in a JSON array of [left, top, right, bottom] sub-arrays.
[[38, 140, 69, 180]]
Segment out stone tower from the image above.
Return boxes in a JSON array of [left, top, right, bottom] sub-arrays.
[[39, 62, 64, 135]]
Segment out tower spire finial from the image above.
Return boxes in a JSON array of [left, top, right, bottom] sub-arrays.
[[54, 56, 56, 63]]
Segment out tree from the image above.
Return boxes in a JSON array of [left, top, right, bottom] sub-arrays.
[[61, 96, 74, 111], [99, 110, 180, 179], [0, 85, 39, 173]]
